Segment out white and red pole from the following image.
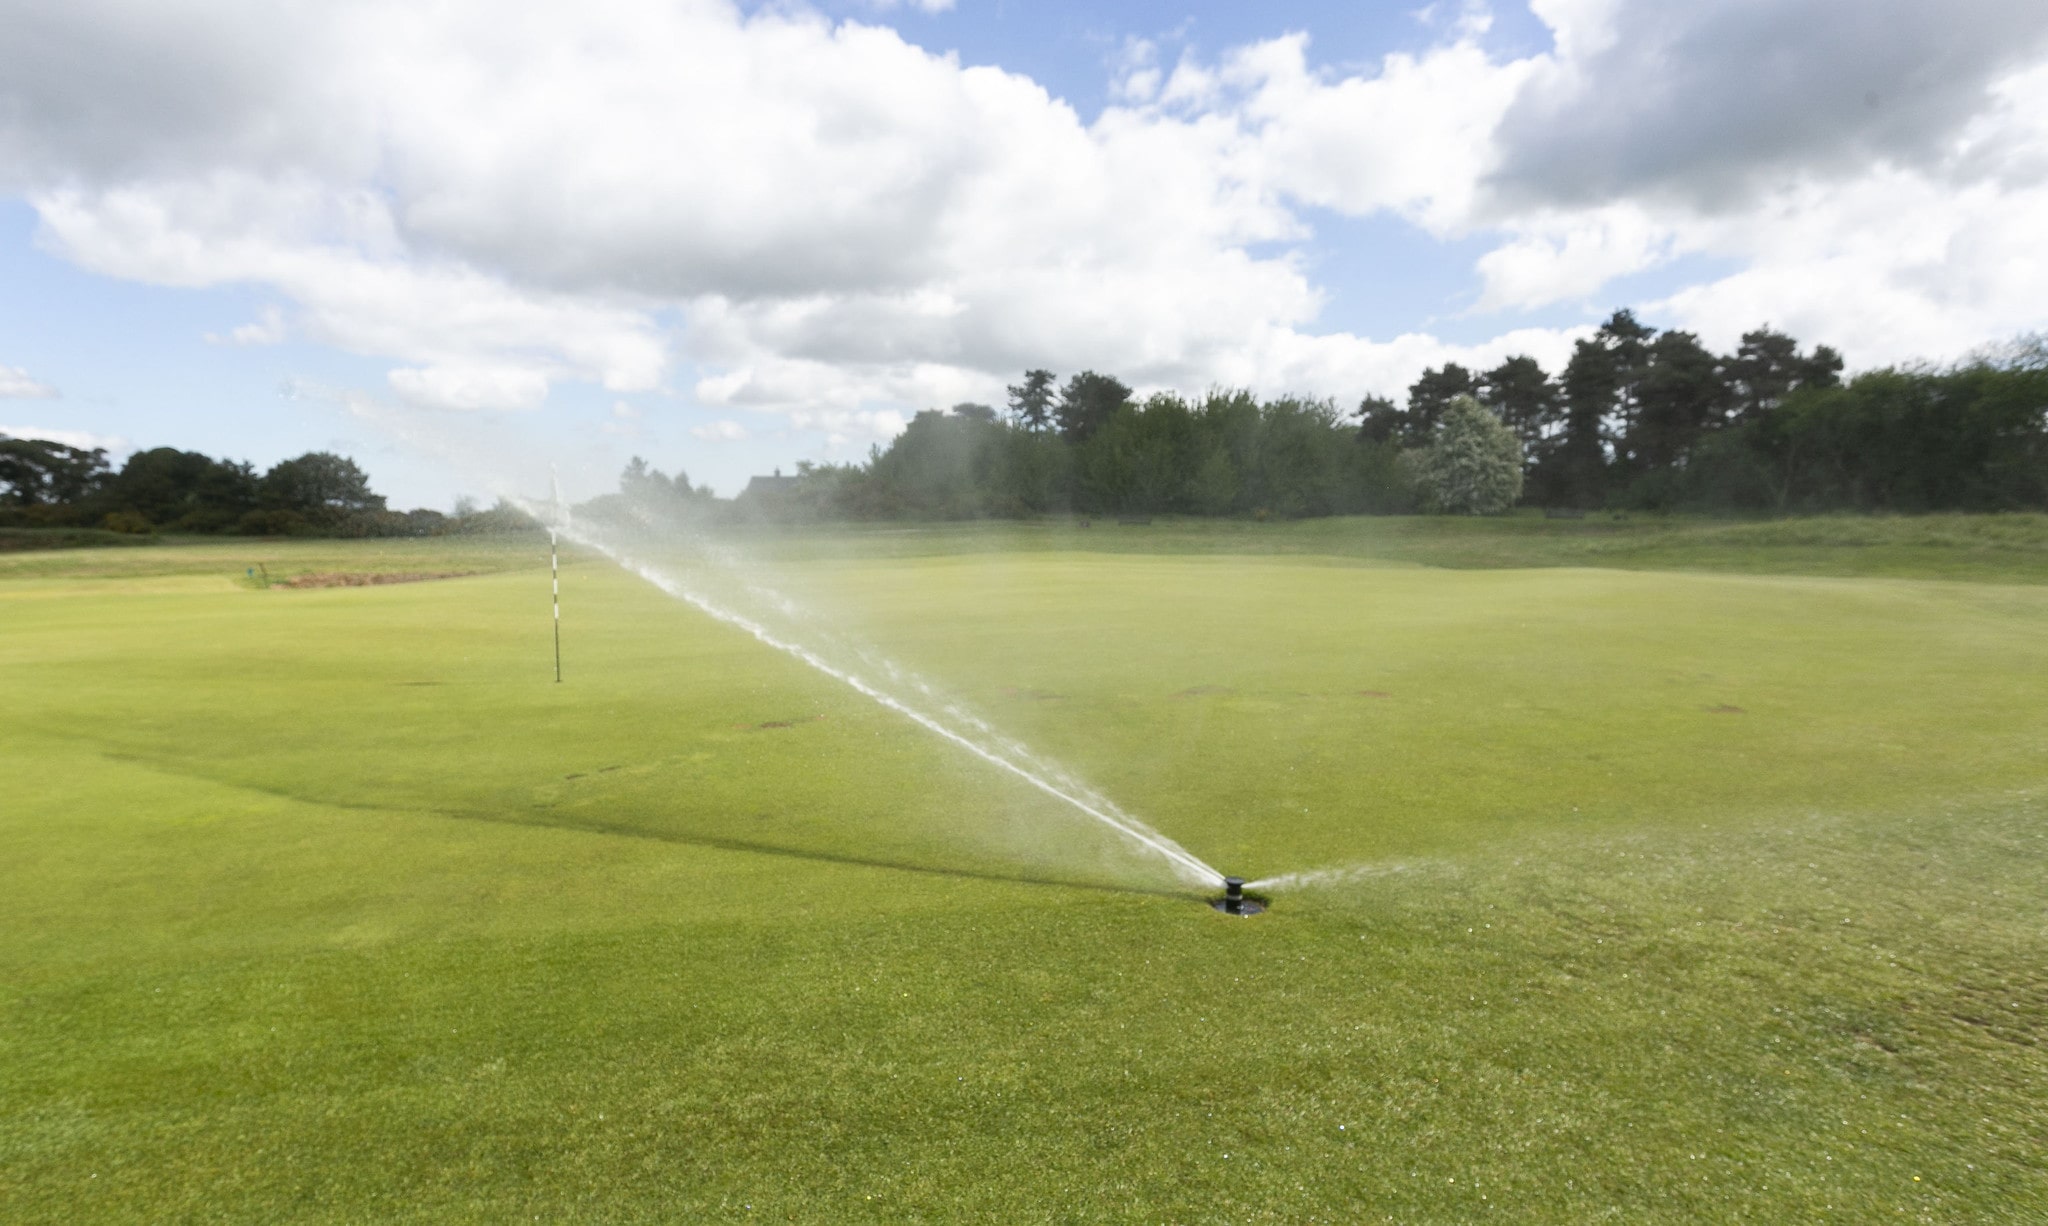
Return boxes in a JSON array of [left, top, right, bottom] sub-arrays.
[[550, 468, 564, 684]]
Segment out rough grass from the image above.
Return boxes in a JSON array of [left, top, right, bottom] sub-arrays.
[[0, 526, 161, 553], [3, 519, 2045, 1222]]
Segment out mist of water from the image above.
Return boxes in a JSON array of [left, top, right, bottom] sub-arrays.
[[550, 509, 1226, 890], [1247, 861, 1423, 892], [326, 397, 1228, 892]]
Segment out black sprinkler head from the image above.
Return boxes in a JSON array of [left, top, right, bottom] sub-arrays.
[[1212, 875, 1264, 916]]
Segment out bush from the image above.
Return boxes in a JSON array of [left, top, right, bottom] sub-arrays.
[[1413, 396, 1524, 515], [237, 509, 312, 536], [100, 511, 154, 535]]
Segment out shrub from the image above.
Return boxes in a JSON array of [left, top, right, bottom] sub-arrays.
[[1413, 396, 1524, 515], [100, 511, 154, 535]]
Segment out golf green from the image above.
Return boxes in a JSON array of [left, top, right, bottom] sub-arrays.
[[3, 519, 2045, 1221]]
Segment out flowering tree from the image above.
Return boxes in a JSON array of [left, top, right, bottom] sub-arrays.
[[1414, 395, 1523, 514]]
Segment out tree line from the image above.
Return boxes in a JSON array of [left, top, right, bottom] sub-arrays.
[[0, 442, 530, 537], [700, 309, 2045, 521], [11, 306, 2043, 533]]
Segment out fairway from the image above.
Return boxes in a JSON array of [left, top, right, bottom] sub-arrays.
[[4, 520, 2047, 1221]]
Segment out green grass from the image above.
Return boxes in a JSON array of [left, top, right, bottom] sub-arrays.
[[3, 519, 2046, 1221], [736, 509, 2048, 584]]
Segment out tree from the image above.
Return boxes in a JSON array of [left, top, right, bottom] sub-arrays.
[[1054, 371, 1132, 444], [861, 408, 1003, 517], [1187, 444, 1239, 515], [619, 455, 669, 501], [1477, 356, 1557, 456], [1628, 330, 1729, 474], [982, 426, 1069, 515], [1198, 387, 1262, 501], [104, 447, 260, 531], [1726, 327, 1844, 423], [1540, 338, 1619, 507], [1006, 370, 1057, 432], [1404, 363, 1476, 443], [1414, 396, 1523, 514], [1078, 393, 1203, 513], [1355, 394, 1405, 443], [1253, 397, 1350, 517], [259, 452, 385, 524], [616, 457, 711, 520], [0, 435, 110, 508], [951, 402, 998, 424], [1526, 309, 1657, 506], [1592, 309, 1655, 457]]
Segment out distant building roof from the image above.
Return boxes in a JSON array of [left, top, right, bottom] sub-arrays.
[[742, 469, 801, 498]]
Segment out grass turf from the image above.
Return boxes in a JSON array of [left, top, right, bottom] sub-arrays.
[[2, 518, 2045, 1221]]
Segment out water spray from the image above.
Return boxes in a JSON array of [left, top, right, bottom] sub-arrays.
[[547, 521, 1226, 890]]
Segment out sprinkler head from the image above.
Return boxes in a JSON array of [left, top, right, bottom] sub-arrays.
[[1211, 875, 1265, 916]]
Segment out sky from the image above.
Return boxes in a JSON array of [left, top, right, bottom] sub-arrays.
[[3, 0, 2047, 508]]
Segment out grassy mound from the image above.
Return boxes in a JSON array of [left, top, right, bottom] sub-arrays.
[[0, 526, 160, 553]]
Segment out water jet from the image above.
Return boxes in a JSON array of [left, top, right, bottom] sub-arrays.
[[548, 518, 1228, 891]]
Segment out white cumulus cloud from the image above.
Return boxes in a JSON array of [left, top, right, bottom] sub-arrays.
[[0, 364, 59, 398], [0, 423, 125, 451], [690, 419, 751, 442], [205, 303, 286, 345], [0, 0, 2041, 447]]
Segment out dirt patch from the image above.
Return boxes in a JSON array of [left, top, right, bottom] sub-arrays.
[[740, 715, 827, 731], [1703, 704, 1746, 714], [1357, 689, 1392, 698], [1173, 685, 1237, 699], [278, 571, 472, 589], [1002, 686, 1065, 702]]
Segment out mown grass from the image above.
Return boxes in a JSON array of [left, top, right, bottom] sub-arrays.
[[3, 519, 2045, 1221]]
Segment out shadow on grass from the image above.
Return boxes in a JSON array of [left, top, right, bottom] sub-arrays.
[[106, 749, 1202, 904], [459, 807, 1203, 902]]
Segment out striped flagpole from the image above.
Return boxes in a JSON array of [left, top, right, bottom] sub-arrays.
[[551, 528, 562, 683], [550, 468, 563, 683]]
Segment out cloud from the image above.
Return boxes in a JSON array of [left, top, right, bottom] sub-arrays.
[[0, 364, 58, 398], [388, 364, 550, 412], [602, 399, 644, 437], [205, 303, 286, 345], [1646, 162, 2048, 362], [788, 407, 906, 442], [0, 423, 125, 451], [1469, 28, 2048, 362], [1472, 204, 1683, 311], [689, 419, 750, 442], [4, 0, 1506, 420], [0, 0, 2043, 442], [1493, 0, 2048, 210], [33, 177, 667, 406]]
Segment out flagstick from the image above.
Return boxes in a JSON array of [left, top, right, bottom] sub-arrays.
[[550, 466, 564, 684], [551, 525, 562, 683]]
